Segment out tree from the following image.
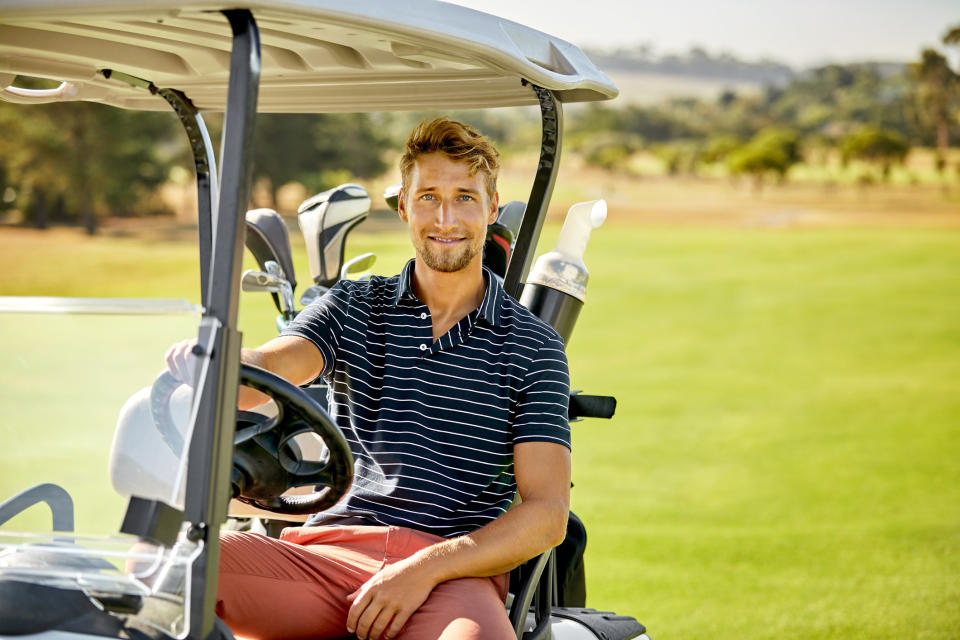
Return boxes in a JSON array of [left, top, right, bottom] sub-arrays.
[[0, 101, 71, 228], [577, 131, 642, 172], [839, 126, 910, 180], [701, 135, 742, 164], [944, 24, 960, 49], [0, 96, 179, 232], [717, 89, 738, 108], [910, 49, 959, 169], [727, 128, 802, 187], [570, 103, 696, 143], [252, 113, 391, 206]]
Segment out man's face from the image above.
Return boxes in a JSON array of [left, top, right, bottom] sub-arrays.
[[399, 152, 498, 274]]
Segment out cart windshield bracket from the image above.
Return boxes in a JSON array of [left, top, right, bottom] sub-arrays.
[[504, 82, 563, 299], [155, 88, 219, 309], [99, 69, 219, 307]]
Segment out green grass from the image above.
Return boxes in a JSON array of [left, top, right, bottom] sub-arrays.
[[0, 312, 200, 534], [563, 226, 960, 639], [2, 223, 958, 638]]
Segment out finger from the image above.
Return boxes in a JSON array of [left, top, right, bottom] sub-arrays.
[[164, 343, 180, 377], [352, 592, 389, 640], [358, 604, 394, 640], [383, 607, 414, 639], [173, 343, 192, 382], [168, 338, 198, 382], [368, 606, 401, 640], [185, 340, 200, 381], [345, 586, 370, 634], [174, 342, 191, 381]]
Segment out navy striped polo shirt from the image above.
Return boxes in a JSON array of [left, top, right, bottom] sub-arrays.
[[281, 259, 570, 538]]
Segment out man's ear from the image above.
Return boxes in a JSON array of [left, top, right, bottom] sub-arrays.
[[397, 189, 409, 222], [488, 191, 500, 224]]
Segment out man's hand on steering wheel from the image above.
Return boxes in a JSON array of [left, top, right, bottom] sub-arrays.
[[153, 348, 353, 516], [164, 337, 201, 384]]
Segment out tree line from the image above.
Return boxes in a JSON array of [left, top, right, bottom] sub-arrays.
[[1, 25, 957, 231], [0, 94, 541, 231], [0, 97, 396, 232], [573, 26, 960, 185]]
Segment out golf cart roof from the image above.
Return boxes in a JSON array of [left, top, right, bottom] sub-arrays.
[[0, 0, 618, 112]]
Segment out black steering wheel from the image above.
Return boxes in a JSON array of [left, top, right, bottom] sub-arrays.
[[149, 364, 353, 516]]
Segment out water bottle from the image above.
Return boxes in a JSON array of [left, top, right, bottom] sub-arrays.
[[520, 200, 606, 344]]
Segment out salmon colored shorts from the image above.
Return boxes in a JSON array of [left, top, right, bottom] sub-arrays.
[[216, 525, 514, 640]]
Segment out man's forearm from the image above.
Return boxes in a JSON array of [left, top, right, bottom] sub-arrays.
[[236, 337, 325, 409], [418, 442, 571, 582], [237, 347, 271, 409], [409, 496, 569, 586]]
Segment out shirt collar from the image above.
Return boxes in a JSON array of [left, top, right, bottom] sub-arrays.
[[392, 258, 505, 327], [393, 259, 418, 306]]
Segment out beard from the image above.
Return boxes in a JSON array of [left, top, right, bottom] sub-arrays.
[[413, 230, 484, 273]]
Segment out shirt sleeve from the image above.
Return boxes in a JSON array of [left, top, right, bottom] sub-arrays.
[[512, 331, 571, 449], [280, 281, 351, 380]]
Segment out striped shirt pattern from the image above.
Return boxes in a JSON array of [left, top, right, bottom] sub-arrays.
[[281, 259, 570, 538]]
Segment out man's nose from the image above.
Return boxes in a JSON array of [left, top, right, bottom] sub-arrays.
[[435, 200, 455, 228]]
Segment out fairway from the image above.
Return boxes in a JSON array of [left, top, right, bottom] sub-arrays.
[[1, 221, 958, 639], [564, 226, 960, 638]]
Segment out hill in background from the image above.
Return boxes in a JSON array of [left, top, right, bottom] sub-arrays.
[[587, 45, 906, 104]]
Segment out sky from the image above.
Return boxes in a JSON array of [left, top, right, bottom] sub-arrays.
[[446, 0, 959, 68]]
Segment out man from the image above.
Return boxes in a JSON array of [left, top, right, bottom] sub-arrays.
[[166, 118, 571, 640]]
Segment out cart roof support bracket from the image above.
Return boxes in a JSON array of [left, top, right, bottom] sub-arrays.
[[504, 82, 563, 299], [156, 88, 219, 308], [98, 69, 219, 307]]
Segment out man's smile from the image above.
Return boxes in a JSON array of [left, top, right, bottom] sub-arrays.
[[428, 235, 465, 245]]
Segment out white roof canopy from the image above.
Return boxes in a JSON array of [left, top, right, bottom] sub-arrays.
[[0, 0, 618, 112]]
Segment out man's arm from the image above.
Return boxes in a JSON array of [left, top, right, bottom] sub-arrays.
[[166, 334, 328, 519], [236, 335, 325, 409], [164, 334, 325, 409], [346, 441, 571, 640]]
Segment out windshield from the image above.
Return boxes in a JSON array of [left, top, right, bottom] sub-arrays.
[[0, 297, 204, 638]]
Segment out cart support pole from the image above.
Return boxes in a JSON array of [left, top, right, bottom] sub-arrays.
[[504, 83, 563, 299], [156, 88, 218, 306], [184, 9, 260, 639]]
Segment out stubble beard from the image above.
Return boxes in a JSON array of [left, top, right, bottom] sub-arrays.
[[415, 231, 484, 273]]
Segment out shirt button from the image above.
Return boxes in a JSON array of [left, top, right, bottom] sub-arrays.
[[420, 312, 427, 319], [419, 343, 427, 351]]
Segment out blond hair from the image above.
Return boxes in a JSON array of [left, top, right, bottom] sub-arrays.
[[399, 117, 500, 200]]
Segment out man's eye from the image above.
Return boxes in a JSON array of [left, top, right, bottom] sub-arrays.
[[458, 194, 474, 202], [420, 194, 435, 201]]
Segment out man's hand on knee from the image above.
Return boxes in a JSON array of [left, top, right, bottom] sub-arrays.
[[346, 558, 437, 640]]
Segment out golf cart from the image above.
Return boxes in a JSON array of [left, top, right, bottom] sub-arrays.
[[0, 2, 648, 639]]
